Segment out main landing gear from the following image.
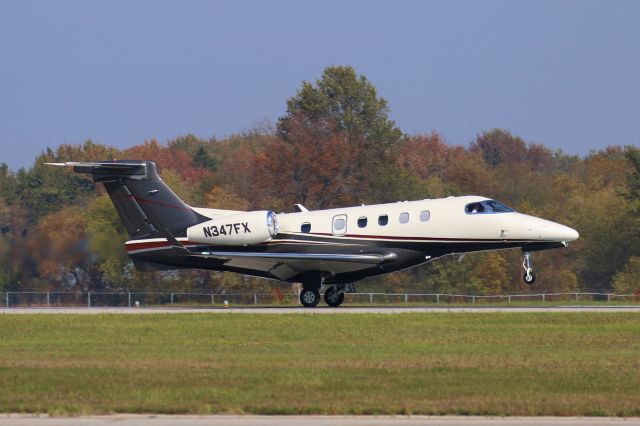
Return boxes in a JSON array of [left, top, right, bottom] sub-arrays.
[[522, 251, 536, 285], [324, 285, 346, 307], [299, 271, 323, 308], [299, 285, 347, 308], [299, 272, 353, 307], [299, 288, 321, 308]]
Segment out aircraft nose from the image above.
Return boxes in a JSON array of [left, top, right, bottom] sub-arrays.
[[566, 226, 579, 242], [545, 223, 579, 242], [515, 214, 579, 242]]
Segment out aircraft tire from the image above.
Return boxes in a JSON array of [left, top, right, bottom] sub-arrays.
[[324, 286, 345, 307], [523, 272, 536, 285], [300, 288, 320, 308]]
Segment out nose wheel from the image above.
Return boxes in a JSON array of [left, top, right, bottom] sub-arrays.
[[522, 252, 536, 285]]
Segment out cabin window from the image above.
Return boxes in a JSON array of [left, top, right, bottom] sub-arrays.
[[420, 210, 430, 222], [301, 222, 311, 233], [357, 217, 368, 228], [465, 200, 514, 215], [378, 214, 389, 226], [399, 212, 409, 224]]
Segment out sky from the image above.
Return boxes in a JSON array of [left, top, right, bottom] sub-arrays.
[[1, 0, 639, 170]]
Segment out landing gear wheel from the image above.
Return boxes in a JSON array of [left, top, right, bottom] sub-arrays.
[[300, 288, 320, 308], [324, 286, 345, 307], [522, 252, 536, 286], [523, 272, 536, 285]]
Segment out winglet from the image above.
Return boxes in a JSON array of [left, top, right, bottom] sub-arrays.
[[294, 204, 309, 213]]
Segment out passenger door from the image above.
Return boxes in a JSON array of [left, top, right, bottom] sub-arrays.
[[332, 214, 347, 236]]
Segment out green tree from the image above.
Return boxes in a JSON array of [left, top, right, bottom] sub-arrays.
[[168, 134, 218, 171], [612, 256, 640, 294], [277, 66, 405, 204], [85, 194, 130, 289], [567, 189, 634, 292], [5, 141, 120, 226], [622, 146, 640, 216], [279, 65, 402, 156], [12, 159, 93, 224]]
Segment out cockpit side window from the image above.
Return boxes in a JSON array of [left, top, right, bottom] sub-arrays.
[[465, 202, 485, 214], [465, 200, 514, 214]]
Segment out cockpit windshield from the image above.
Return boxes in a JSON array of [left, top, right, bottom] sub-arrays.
[[465, 200, 514, 214]]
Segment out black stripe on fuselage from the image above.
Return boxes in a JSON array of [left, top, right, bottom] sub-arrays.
[[126, 232, 538, 255]]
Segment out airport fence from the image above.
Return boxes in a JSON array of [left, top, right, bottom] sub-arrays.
[[1, 290, 639, 308]]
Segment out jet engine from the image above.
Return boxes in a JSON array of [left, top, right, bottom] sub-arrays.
[[187, 210, 278, 246]]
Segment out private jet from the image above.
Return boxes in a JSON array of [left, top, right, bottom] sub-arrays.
[[47, 160, 579, 307]]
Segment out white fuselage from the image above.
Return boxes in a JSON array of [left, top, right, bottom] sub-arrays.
[[192, 195, 579, 245], [125, 195, 578, 287]]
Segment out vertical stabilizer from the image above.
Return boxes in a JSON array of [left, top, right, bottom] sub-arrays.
[[47, 160, 207, 239]]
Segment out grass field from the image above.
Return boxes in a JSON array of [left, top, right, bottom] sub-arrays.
[[0, 313, 639, 416]]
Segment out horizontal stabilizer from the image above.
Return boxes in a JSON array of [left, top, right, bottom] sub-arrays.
[[45, 161, 147, 168], [45, 161, 148, 179]]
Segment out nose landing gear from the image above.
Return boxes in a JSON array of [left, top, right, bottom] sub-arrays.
[[522, 252, 536, 285]]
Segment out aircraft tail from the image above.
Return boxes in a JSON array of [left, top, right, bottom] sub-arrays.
[[47, 160, 207, 239]]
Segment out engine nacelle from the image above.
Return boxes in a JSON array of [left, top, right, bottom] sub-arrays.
[[187, 210, 278, 246]]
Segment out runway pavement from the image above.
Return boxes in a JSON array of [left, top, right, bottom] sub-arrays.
[[2, 415, 640, 426], [1, 306, 640, 314]]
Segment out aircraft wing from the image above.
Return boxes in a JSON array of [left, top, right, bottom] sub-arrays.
[[188, 251, 397, 281]]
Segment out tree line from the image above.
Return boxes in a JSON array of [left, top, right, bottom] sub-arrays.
[[1, 66, 639, 296]]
